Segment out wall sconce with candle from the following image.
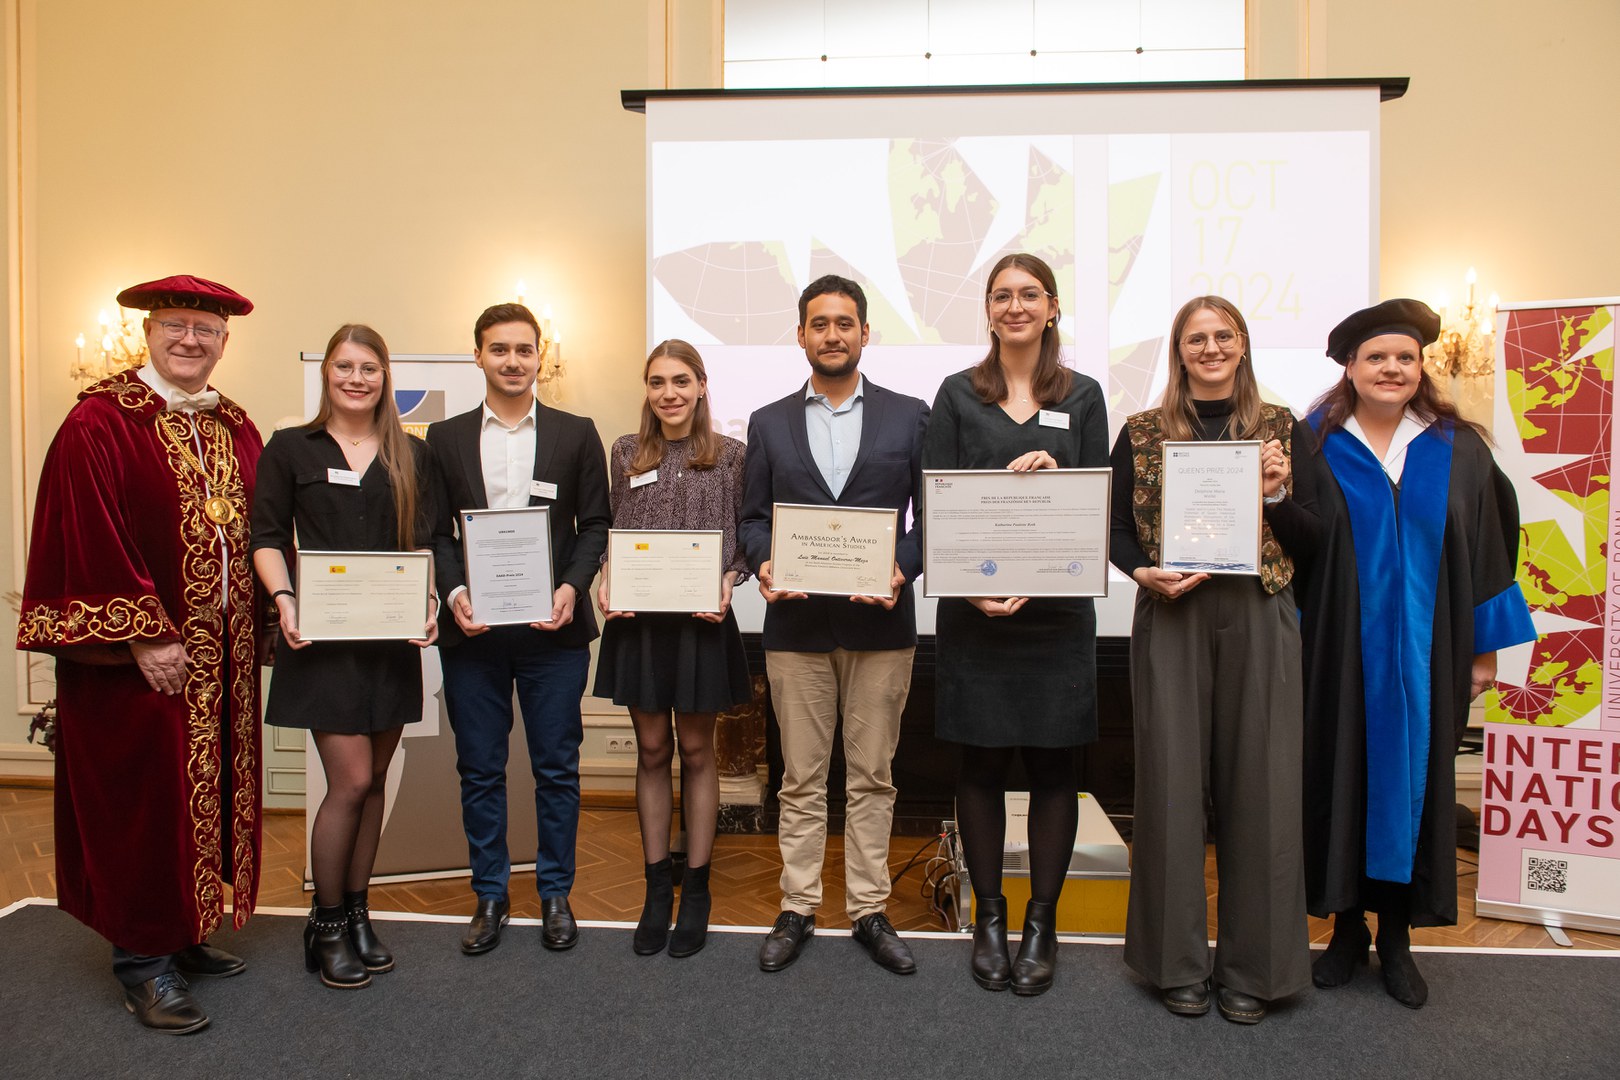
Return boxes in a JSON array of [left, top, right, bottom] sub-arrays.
[[515, 280, 566, 404], [70, 307, 149, 386], [1423, 267, 1498, 425]]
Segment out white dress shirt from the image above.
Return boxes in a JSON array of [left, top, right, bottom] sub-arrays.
[[1344, 409, 1429, 484], [480, 399, 539, 508]]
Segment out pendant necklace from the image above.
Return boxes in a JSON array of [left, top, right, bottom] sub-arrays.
[[159, 412, 240, 525]]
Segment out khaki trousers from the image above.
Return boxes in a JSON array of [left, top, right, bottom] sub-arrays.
[[767, 647, 914, 919]]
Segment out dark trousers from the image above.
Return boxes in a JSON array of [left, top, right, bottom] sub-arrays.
[[112, 947, 175, 988], [441, 627, 588, 899]]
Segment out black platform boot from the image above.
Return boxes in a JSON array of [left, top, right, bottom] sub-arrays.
[[344, 889, 394, 973], [634, 858, 675, 956], [668, 863, 711, 958], [1011, 900, 1058, 996], [304, 904, 371, 989], [971, 895, 1012, 991], [1313, 908, 1370, 988]]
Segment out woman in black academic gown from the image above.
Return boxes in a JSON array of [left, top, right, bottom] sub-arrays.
[[1299, 299, 1536, 1008]]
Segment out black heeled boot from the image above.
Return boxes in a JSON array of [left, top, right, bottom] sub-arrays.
[[971, 895, 1012, 991], [1011, 900, 1058, 996], [668, 863, 711, 958], [1312, 908, 1370, 988], [304, 904, 370, 989], [633, 858, 675, 956], [344, 889, 394, 973], [1375, 920, 1429, 1009]]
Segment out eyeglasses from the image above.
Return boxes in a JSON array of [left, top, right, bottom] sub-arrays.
[[1181, 329, 1242, 353], [331, 360, 384, 380], [153, 320, 226, 345], [989, 287, 1053, 310]]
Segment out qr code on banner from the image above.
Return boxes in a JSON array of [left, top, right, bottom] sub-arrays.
[[1527, 856, 1568, 894]]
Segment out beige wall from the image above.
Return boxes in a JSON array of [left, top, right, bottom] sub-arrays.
[[4, 0, 1617, 758]]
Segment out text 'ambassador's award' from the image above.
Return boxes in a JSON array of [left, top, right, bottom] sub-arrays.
[[460, 506, 555, 625], [922, 469, 1111, 598], [606, 529, 723, 613], [296, 550, 434, 641], [1159, 441, 1263, 576], [769, 503, 898, 597]]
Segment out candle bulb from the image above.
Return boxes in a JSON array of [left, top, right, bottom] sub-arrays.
[[542, 304, 554, 341], [1465, 267, 1477, 309], [515, 279, 526, 307]]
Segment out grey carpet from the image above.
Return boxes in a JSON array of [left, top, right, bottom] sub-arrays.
[[2, 903, 1615, 1079]]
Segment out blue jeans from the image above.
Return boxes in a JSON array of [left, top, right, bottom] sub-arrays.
[[441, 627, 588, 900]]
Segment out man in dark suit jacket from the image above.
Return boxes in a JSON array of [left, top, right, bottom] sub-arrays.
[[739, 275, 929, 977], [427, 303, 610, 956]]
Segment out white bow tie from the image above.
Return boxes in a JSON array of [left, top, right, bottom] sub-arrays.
[[166, 388, 220, 413]]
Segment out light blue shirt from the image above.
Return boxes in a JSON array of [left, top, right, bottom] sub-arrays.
[[804, 375, 865, 498]]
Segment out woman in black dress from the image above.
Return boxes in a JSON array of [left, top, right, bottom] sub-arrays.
[[922, 253, 1109, 995], [593, 340, 750, 958], [252, 324, 440, 989]]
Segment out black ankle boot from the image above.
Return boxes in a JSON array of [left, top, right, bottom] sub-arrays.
[[1313, 909, 1370, 988], [1375, 922, 1429, 1009], [971, 895, 1012, 991], [1011, 900, 1058, 996], [634, 858, 675, 956], [304, 904, 370, 989], [668, 863, 711, 958], [344, 890, 394, 973]]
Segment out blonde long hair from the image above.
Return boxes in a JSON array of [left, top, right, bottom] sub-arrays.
[[309, 324, 420, 549], [1159, 295, 1263, 441]]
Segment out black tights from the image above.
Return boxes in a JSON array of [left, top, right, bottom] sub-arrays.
[[310, 728, 403, 907], [956, 744, 1078, 905]]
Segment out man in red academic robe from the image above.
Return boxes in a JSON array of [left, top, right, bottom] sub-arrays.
[[17, 274, 263, 1035]]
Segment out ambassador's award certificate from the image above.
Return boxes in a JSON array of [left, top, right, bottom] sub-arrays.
[[606, 529, 723, 613], [769, 503, 898, 597], [460, 506, 555, 625], [1159, 440, 1263, 576], [922, 469, 1111, 598], [296, 550, 434, 641]]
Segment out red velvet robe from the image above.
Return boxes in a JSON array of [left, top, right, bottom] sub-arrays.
[[17, 371, 264, 955]]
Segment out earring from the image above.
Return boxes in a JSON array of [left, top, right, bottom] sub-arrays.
[[1046, 318, 1055, 328]]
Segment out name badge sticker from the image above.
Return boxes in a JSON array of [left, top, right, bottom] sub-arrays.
[[630, 470, 659, 489], [530, 480, 559, 500], [327, 468, 361, 487], [1038, 410, 1070, 430]]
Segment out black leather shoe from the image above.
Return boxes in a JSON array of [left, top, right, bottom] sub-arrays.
[[541, 896, 579, 951], [345, 890, 394, 973], [174, 942, 246, 979], [758, 911, 815, 972], [1216, 985, 1268, 1024], [124, 972, 209, 1035], [1011, 900, 1058, 996], [1313, 912, 1371, 988], [971, 895, 1012, 991], [852, 912, 916, 975], [460, 895, 510, 956], [1162, 979, 1211, 1016]]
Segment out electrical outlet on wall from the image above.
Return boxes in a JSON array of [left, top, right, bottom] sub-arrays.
[[606, 736, 637, 754]]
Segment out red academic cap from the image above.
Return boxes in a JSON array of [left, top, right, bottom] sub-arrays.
[[116, 274, 254, 317]]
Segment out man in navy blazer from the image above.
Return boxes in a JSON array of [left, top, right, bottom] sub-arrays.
[[739, 275, 929, 976], [427, 303, 610, 956]]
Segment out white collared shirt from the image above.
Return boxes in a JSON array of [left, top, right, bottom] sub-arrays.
[[1345, 409, 1429, 484], [480, 400, 538, 508]]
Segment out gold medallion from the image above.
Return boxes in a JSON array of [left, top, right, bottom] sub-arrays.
[[204, 496, 238, 525]]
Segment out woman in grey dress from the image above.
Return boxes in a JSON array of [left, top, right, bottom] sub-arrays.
[[922, 253, 1108, 995]]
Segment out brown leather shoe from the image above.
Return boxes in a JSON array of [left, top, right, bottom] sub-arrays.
[[124, 972, 209, 1035]]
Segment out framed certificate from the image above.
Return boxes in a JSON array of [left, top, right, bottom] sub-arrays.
[[1159, 441, 1264, 576], [769, 503, 898, 597], [922, 469, 1111, 598], [460, 506, 556, 626], [606, 529, 723, 613], [296, 550, 434, 641]]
